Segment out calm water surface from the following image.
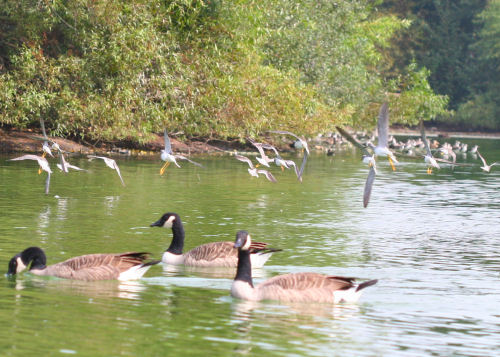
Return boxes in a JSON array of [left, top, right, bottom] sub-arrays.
[[0, 138, 499, 356]]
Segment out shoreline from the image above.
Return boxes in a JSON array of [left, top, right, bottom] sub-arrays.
[[1, 127, 499, 156]]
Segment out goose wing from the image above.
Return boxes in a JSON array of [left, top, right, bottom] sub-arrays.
[[43, 252, 151, 280], [185, 241, 237, 263], [377, 102, 389, 148], [259, 272, 354, 291]]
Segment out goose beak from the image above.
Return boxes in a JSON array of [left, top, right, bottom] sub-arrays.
[[150, 219, 163, 227]]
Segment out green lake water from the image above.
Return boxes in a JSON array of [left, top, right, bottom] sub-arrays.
[[0, 138, 499, 356]]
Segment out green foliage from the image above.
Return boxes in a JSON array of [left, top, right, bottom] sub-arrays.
[[0, 0, 449, 144], [454, 0, 500, 130], [389, 63, 449, 125]]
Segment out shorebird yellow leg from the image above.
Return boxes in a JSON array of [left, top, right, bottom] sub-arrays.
[[160, 161, 170, 175], [388, 157, 396, 171], [281, 165, 285, 172], [38, 152, 47, 174]]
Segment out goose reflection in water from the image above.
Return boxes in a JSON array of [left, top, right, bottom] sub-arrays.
[[11, 276, 147, 301]]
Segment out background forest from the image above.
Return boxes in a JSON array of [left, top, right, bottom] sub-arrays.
[[0, 0, 498, 144]]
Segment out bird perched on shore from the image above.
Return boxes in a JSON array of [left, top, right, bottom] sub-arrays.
[[7, 247, 159, 281], [9, 154, 52, 194], [231, 230, 378, 303], [367, 102, 398, 171], [235, 155, 277, 183], [87, 155, 125, 186], [160, 129, 203, 175]]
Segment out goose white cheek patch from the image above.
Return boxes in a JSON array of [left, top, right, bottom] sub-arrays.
[[16, 257, 27, 273], [242, 235, 252, 250], [163, 216, 176, 228]]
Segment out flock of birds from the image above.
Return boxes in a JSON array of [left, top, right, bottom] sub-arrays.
[[5, 104, 498, 303]]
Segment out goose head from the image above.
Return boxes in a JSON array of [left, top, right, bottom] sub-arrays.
[[234, 230, 252, 251], [7, 247, 47, 275], [150, 212, 180, 229]]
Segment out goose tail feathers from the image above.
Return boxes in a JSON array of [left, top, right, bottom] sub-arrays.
[[356, 279, 378, 292]]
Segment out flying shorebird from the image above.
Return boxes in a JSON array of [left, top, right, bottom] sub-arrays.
[[269, 130, 310, 181], [420, 120, 440, 174], [9, 154, 52, 194], [234, 155, 277, 183], [248, 139, 274, 167], [87, 155, 125, 186], [367, 102, 398, 171], [477, 151, 499, 173], [160, 129, 203, 175], [335, 126, 378, 208], [264, 144, 301, 181]]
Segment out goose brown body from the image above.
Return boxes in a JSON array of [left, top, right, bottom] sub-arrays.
[[7, 248, 159, 281], [151, 213, 279, 268], [33, 253, 153, 281]]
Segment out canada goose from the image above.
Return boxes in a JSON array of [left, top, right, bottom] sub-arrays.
[[235, 155, 277, 183], [9, 154, 52, 194], [367, 102, 398, 171], [150, 213, 279, 268], [269, 130, 309, 181], [231, 231, 378, 303], [477, 151, 498, 172], [87, 155, 125, 186], [7, 247, 160, 281], [160, 129, 203, 175]]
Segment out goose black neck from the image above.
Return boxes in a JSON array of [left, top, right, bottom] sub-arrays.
[[235, 249, 253, 287], [166, 219, 185, 255], [22, 247, 47, 270]]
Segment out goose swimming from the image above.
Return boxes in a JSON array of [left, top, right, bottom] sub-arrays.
[[7, 247, 159, 281], [150, 213, 279, 268], [231, 231, 378, 303]]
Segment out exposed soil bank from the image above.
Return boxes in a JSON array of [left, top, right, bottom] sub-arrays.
[[1, 127, 499, 156]]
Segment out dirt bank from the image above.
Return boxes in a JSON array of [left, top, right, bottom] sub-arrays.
[[1, 127, 499, 156]]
